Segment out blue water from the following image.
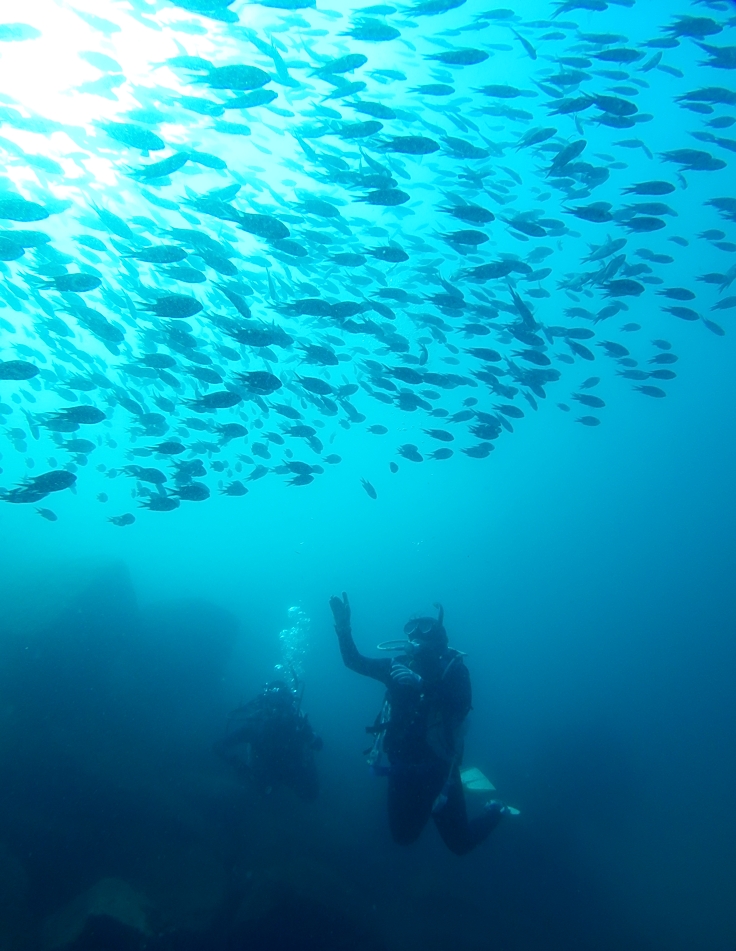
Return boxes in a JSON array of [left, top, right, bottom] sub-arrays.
[[0, 1, 734, 949]]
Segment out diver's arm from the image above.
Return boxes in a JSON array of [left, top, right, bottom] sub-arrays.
[[330, 592, 392, 683], [336, 625, 392, 681], [444, 659, 472, 727], [220, 720, 255, 748], [437, 660, 472, 759]]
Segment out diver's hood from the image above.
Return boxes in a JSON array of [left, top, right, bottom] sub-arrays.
[[403, 605, 448, 651], [412, 624, 448, 651], [264, 680, 293, 702]]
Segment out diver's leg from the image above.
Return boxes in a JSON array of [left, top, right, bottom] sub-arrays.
[[433, 770, 503, 856], [387, 767, 435, 845]]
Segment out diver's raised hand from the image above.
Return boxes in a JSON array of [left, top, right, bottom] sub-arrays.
[[329, 591, 351, 634]]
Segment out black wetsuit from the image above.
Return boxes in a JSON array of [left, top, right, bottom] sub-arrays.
[[337, 626, 501, 855], [219, 693, 320, 802]]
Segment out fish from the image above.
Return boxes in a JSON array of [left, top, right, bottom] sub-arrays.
[[634, 385, 667, 398], [174, 481, 210, 501], [343, 20, 400, 43], [0, 361, 39, 380], [398, 444, 423, 462], [221, 480, 248, 496], [139, 496, 179, 512], [109, 513, 136, 526], [0, 0, 724, 521], [463, 443, 493, 458], [361, 478, 377, 499]]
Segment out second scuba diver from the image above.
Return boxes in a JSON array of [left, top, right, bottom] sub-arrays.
[[329, 592, 508, 855], [216, 680, 323, 802]]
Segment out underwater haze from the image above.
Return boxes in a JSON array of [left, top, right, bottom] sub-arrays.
[[0, 0, 735, 949]]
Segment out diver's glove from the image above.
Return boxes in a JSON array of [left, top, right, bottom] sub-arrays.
[[329, 591, 351, 634], [390, 664, 423, 688]]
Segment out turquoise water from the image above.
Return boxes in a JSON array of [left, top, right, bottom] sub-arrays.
[[0, 1, 734, 949]]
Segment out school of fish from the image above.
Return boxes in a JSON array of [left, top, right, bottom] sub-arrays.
[[0, 0, 733, 521]]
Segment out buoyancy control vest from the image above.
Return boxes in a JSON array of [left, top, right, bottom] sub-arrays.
[[365, 650, 467, 769]]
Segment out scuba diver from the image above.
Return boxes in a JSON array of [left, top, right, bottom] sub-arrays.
[[216, 680, 323, 802], [329, 592, 509, 855]]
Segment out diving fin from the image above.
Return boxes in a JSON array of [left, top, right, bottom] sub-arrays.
[[463, 768, 521, 815], [461, 767, 496, 792]]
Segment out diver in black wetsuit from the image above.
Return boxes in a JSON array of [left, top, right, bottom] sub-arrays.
[[217, 680, 323, 802], [329, 592, 507, 855]]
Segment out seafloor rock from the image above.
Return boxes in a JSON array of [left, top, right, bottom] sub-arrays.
[[40, 878, 152, 950], [0, 557, 105, 643], [0, 561, 237, 935], [0, 840, 29, 939], [209, 854, 389, 951], [135, 834, 229, 934], [236, 857, 376, 934], [65, 915, 147, 951], [235, 886, 387, 951]]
